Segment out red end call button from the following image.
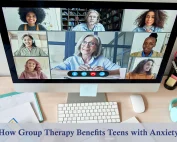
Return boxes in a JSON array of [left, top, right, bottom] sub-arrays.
[[90, 72, 96, 76]]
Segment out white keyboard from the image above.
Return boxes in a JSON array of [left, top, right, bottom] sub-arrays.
[[58, 102, 120, 123]]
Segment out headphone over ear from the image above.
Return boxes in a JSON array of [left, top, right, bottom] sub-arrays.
[[169, 98, 177, 122]]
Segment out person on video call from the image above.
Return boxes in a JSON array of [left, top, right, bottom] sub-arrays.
[[130, 33, 162, 57], [14, 34, 48, 56], [52, 34, 120, 76], [19, 59, 48, 79], [72, 9, 105, 31], [18, 8, 46, 31], [133, 10, 167, 32], [126, 59, 155, 79]]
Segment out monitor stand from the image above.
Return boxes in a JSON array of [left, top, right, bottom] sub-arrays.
[[67, 84, 107, 103]]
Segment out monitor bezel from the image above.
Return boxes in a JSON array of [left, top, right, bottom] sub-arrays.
[[0, 0, 176, 84]]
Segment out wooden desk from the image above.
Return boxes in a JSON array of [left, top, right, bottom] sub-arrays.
[[0, 77, 176, 123]]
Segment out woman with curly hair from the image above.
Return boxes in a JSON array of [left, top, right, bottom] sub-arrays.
[[19, 59, 48, 79], [126, 59, 155, 79], [18, 8, 46, 31], [133, 10, 168, 32], [14, 34, 48, 56]]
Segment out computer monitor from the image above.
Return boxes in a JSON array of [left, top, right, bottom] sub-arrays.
[[0, 1, 177, 102]]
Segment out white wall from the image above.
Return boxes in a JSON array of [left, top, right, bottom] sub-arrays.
[[121, 9, 177, 32], [47, 32, 66, 68]]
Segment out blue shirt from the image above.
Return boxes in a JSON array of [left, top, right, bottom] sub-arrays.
[[142, 51, 153, 57], [72, 23, 105, 31], [133, 26, 162, 32], [53, 55, 120, 70]]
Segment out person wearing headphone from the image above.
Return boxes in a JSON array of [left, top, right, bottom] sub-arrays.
[[72, 9, 105, 31], [14, 34, 48, 56]]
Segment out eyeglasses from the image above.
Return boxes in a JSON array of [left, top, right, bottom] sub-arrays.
[[82, 41, 97, 46], [88, 16, 97, 19]]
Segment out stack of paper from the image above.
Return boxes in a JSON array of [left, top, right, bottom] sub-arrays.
[[0, 102, 39, 123], [0, 92, 43, 123]]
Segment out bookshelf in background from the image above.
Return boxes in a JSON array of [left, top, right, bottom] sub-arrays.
[[99, 9, 123, 31], [61, 8, 88, 31]]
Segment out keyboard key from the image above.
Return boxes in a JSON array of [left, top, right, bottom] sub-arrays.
[[58, 111, 64, 114], [68, 117, 72, 121], [111, 115, 120, 119], [112, 105, 118, 108], [58, 107, 62, 111], [87, 113, 91, 117], [85, 117, 89, 120], [108, 119, 112, 122], [59, 118, 63, 121], [98, 120, 103, 123], [58, 114, 65, 118], [93, 103, 97, 106], [77, 120, 98, 123], [98, 116, 102, 120]]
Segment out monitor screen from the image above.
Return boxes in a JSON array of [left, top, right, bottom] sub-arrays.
[[0, 1, 177, 85]]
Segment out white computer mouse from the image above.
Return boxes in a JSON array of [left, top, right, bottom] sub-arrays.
[[130, 94, 145, 113]]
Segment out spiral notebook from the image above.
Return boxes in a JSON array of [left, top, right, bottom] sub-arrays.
[[0, 92, 43, 122]]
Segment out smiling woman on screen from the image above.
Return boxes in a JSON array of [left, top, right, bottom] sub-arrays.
[[19, 59, 47, 79], [126, 59, 155, 79], [14, 34, 47, 56], [52, 34, 120, 77], [18, 8, 46, 31], [131, 33, 162, 57], [133, 10, 167, 32]]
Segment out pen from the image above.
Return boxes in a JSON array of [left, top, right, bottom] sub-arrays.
[[172, 61, 177, 73]]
